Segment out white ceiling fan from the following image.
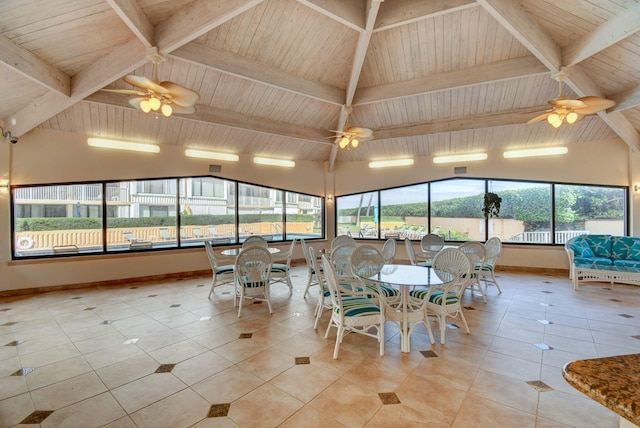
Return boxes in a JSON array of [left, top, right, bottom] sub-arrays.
[[330, 107, 373, 149], [102, 49, 199, 117], [526, 72, 615, 128]]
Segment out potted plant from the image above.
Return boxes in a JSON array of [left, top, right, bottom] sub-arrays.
[[482, 192, 502, 219]]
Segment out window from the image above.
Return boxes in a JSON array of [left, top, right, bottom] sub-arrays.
[[336, 192, 379, 239], [13, 183, 103, 256], [12, 176, 323, 259], [380, 183, 429, 240], [106, 179, 178, 252], [179, 177, 236, 246], [488, 180, 552, 243], [285, 191, 323, 240], [430, 179, 484, 241], [238, 183, 283, 242], [555, 184, 625, 240]]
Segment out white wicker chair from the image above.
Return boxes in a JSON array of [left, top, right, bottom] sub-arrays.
[[481, 237, 502, 293], [419, 233, 444, 266], [301, 239, 322, 298], [204, 240, 235, 299], [330, 235, 357, 253], [270, 239, 296, 294], [459, 241, 487, 303], [350, 244, 400, 303], [242, 235, 269, 248], [234, 246, 273, 317], [309, 246, 331, 329], [322, 254, 385, 359], [410, 248, 472, 344], [381, 238, 396, 264], [404, 238, 429, 267], [330, 244, 358, 283]]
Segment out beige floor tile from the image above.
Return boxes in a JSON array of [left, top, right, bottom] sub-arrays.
[[279, 405, 347, 427], [226, 383, 304, 428], [537, 390, 619, 428], [270, 363, 339, 403], [40, 392, 127, 428], [111, 372, 187, 413], [31, 371, 107, 410], [452, 394, 537, 428], [129, 388, 215, 428], [24, 355, 93, 390], [172, 350, 234, 385], [95, 353, 160, 389], [309, 377, 383, 428]]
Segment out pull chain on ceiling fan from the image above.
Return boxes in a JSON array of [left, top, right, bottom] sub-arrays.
[[526, 72, 615, 128], [101, 48, 199, 117]]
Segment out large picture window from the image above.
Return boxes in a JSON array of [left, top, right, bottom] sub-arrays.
[[336, 178, 627, 245], [12, 177, 323, 258]]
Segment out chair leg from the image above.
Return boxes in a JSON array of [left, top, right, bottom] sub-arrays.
[[237, 295, 244, 317], [333, 326, 344, 359], [423, 311, 435, 344], [208, 277, 216, 299], [303, 269, 314, 298], [439, 314, 447, 345], [313, 294, 324, 329], [378, 317, 385, 356], [459, 309, 471, 334]]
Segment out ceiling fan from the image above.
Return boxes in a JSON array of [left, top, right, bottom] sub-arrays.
[[102, 50, 199, 117], [330, 107, 373, 149], [526, 72, 615, 128]]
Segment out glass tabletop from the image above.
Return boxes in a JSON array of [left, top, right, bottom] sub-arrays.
[[220, 247, 281, 256], [364, 264, 452, 288]]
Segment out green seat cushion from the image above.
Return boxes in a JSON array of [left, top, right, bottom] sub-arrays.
[[336, 297, 381, 317]]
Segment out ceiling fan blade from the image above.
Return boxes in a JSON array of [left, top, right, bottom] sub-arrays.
[[123, 75, 169, 94], [159, 82, 200, 106], [128, 97, 146, 110], [572, 96, 616, 115], [526, 112, 552, 125], [346, 126, 373, 139], [548, 97, 589, 109], [101, 88, 147, 96]]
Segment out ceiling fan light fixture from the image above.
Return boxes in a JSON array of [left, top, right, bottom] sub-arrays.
[[547, 113, 562, 128], [161, 103, 173, 117], [339, 137, 349, 149], [149, 97, 161, 111], [351, 139, 359, 148], [140, 99, 152, 113], [566, 111, 578, 124]]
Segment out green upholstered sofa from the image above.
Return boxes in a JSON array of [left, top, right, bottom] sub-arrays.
[[565, 234, 640, 290]]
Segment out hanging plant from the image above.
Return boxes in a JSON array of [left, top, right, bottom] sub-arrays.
[[482, 192, 502, 219]]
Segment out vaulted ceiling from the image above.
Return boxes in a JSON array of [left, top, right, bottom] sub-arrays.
[[1, 0, 640, 171]]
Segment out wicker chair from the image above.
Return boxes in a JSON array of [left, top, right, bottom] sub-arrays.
[[322, 254, 385, 359], [234, 246, 273, 317], [204, 240, 235, 299], [350, 244, 400, 303], [459, 241, 487, 303], [404, 238, 429, 267], [419, 233, 444, 266], [330, 235, 357, 253], [481, 237, 502, 293], [270, 239, 296, 294], [381, 238, 396, 264], [410, 248, 472, 344], [242, 235, 269, 248], [301, 239, 322, 298]]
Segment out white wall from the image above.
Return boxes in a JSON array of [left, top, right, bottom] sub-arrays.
[[0, 130, 636, 293]]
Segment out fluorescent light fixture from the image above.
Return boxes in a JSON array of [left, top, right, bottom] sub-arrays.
[[369, 159, 414, 168], [433, 153, 487, 164], [185, 149, 239, 162], [503, 146, 568, 159], [253, 157, 295, 168], [87, 138, 159, 153]]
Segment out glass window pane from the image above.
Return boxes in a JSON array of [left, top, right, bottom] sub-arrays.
[[106, 179, 178, 251], [555, 184, 626, 241], [238, 183, 283, 243], [336, 192, 379, 239], [489, 180, 552, 243], [179, 177, 236, 246], [380, 184, 429, 240], [285, 192, 323, 240], [13, 184, 103, 257], [430, 179, 484, 241]]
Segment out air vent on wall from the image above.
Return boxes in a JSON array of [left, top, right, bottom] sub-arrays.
[[209, 164, 222, 173], [454, 166, 467, 174]]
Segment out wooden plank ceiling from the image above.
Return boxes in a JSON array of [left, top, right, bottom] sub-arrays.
[[1, 0, 639, 169]]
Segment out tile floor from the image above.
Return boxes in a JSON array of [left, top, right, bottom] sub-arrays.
[[1, 264, 640, 427]]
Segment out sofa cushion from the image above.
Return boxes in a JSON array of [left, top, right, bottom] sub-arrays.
[[570, 240, 595, 258], [583, 235, 612, 258], [629, 241, 640, 261], [611, 236, 638, 260], [573, 257, 613, 267], [613, 259, 640, 271]]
